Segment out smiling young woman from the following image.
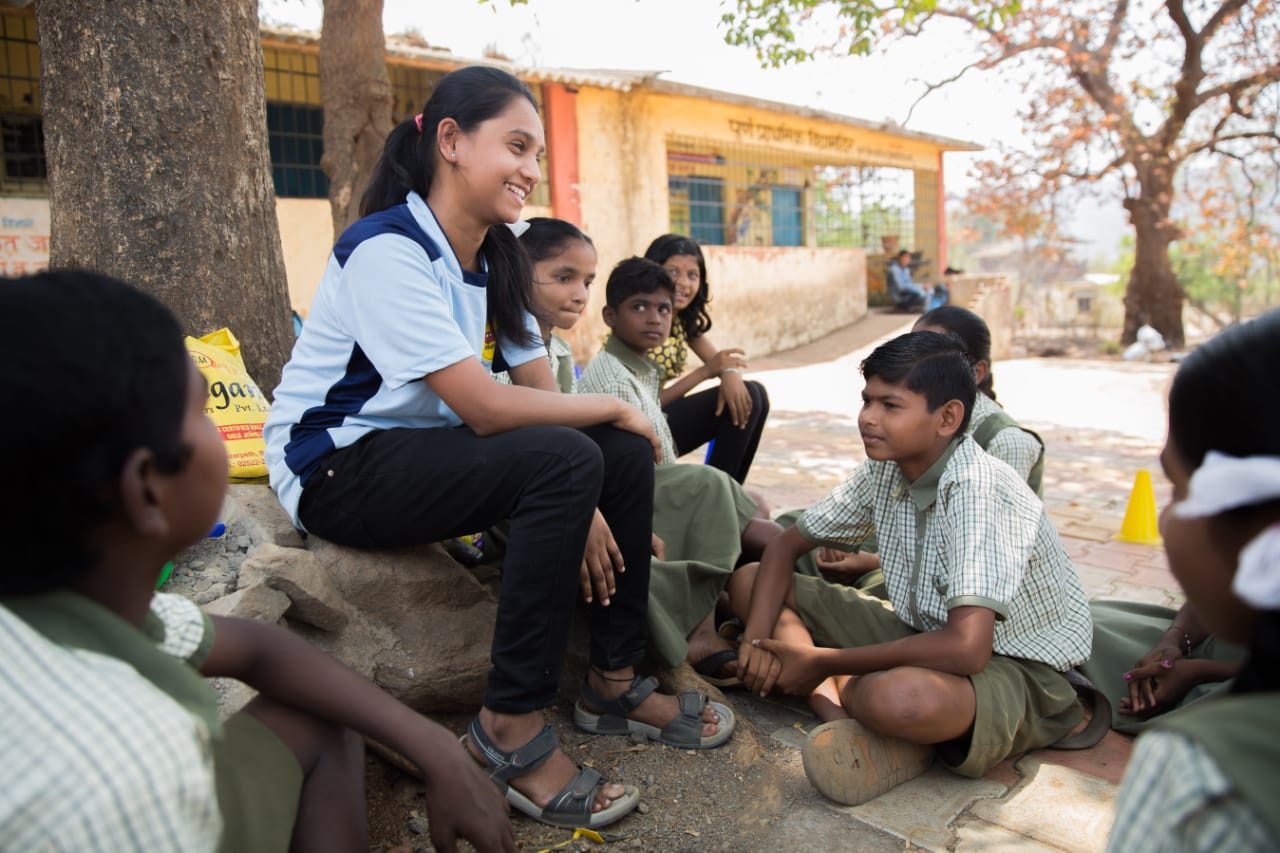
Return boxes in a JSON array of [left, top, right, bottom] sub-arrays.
[[261, 66, 717, 831]]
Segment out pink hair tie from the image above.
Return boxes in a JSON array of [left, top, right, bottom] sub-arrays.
[[413, 113, 424, 134]]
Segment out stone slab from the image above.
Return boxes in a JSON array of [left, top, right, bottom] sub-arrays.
[[969, 757, 1116, 851], [834, 765, 1008, 851], [954, 817, 1063, 852]]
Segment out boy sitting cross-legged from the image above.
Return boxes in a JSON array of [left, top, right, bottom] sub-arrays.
[[0, 272, 514, 853], [731, 331, 1093, 804]]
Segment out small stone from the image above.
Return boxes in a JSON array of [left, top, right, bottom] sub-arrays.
[[644, 774, 655, 787], [194, 583, 228, 605], [236, 535, 252, 551], [628, 731, 647, 745], [188, 559, 205, 570], [406, 816, 429, 836], [636, 801, 650, 815]]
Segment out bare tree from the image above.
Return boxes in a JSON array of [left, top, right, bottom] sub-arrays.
[[37, 0, 294, 391], [724, 0, 1280, 346], [319, 0, 394, 234]]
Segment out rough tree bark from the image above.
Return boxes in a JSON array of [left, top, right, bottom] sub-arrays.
[[320, 0, 394, 235], [36, 0, 295, 393], [1123, 185, 1184, 347]]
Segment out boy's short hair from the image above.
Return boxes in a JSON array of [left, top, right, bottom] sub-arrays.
[[0, 271, 192, 595], [605, 257, 675, 309], [861, 331, 976, 433]]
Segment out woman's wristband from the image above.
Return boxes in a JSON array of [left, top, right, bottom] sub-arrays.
[[721, 367, 743, 375]]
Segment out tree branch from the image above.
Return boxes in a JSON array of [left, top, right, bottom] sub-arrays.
[[1180, 130, 1280, 160], [1201, 0, 1249, 43]]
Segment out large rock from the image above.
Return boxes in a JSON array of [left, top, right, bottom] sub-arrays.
[[238, 543, 349, 632], [301, 537, 497, 712], [203, 583, 291, 623], [222, 484, 305, 549]]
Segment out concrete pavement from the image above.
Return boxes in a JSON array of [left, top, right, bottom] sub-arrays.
[[719, 312, 1180, 851]]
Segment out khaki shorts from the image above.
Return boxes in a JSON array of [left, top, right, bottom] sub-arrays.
[[213, 710, 304, 853], [793, 575, 1082, 777]]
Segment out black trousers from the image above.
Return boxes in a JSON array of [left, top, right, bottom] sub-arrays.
[[297, 424, 654, 714], [663, 380, 770, 484]]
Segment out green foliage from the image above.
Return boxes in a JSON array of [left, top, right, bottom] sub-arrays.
[[720, 0, 1019, 66]]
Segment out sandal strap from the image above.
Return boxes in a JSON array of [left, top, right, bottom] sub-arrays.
[[659, 689, 707, 747], [579, 673, 659, 716], [542, 766, 604, 821], [467, 717, 557, 785]]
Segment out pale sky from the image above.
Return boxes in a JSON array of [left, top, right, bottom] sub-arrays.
[[260, 0, 1125, 261]]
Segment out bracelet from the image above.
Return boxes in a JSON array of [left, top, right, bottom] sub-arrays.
[[1165, 626, 1193, 657], [722, 367, 743, 375]]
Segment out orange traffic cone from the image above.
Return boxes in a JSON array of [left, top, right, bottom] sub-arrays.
[[1116, 469, 1162, 546]]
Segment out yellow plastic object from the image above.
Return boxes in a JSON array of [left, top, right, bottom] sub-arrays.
[[1115, 469, 1163, 546], [535, 827, 607, 852], [186, 328, 271, 482]]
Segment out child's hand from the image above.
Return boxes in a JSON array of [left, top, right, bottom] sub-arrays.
[[751, 638, 828, 696], [421, 745, 517, 852], [611, 401, 663, 463], [651, 533, 666, 560], [737, 635, 782, 696], [715, 370, 753, 429], [706, 347, 748, 376], [1120, 657, 1199, 716], [815, 548, 880, 582], [580, 509, 623, 606]]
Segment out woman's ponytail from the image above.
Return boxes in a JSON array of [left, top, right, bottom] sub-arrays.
[[361, 118, 432, 218], [482, 224, 537, 349]]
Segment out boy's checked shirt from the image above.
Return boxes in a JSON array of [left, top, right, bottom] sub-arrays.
[[577, 334, 678, 465], [797, 435, 1092, 670]]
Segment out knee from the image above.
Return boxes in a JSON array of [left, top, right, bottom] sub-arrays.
[[590, 425, 655, 483], [727, 562, 759, 617], [746, 381, 770, 416], [846, 669, 947, 731], [535, 425, 604, 482]]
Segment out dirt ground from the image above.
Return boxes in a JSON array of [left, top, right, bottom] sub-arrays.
[[362, 690, 824, 853]]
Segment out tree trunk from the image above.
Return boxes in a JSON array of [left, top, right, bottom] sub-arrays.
[[320, 0, 393, 235], [36, 0, 294, 394], [1122, 189, 1185, 348]]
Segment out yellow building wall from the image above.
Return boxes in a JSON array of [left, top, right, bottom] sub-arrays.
[[564, 86, 895, 362]]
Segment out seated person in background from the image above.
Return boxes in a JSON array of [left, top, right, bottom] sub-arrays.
[[887, 249, 928, 311], [928, 266, 961, 310], [1082, 600, 1244, 733], [731, 331, 1092, 806], [0, 271, 512, 853], [578, 257, 781, 690], [641, 234, 770, 485], [1109, 308, 1280, 851]]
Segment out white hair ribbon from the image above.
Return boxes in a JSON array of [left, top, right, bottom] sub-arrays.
[[1235, 523, 1280, 610], [506, 220, 531, 238], [1172, 451, 1280, 519]]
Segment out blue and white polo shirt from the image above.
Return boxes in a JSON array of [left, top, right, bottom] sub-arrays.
[[264, 191, 544, 529]]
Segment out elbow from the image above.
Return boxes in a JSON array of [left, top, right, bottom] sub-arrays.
[[954, 644, 992, 676]]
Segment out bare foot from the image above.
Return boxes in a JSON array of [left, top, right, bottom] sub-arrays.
[[585, 667, 721, 737], [808, 676, 853, 723], [467, 708, 624, 813], [686, 612, 738, 682]]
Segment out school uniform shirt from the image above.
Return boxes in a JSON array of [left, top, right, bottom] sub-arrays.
[[1109, 731, 1273, 851], [577, 335, 678, 464], [0, 592, 223, 851], [969, 392, 1041, 484], [264, 191, 545, 529], [494, 333, 576, 394], [797, 436, 1092, 670]]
